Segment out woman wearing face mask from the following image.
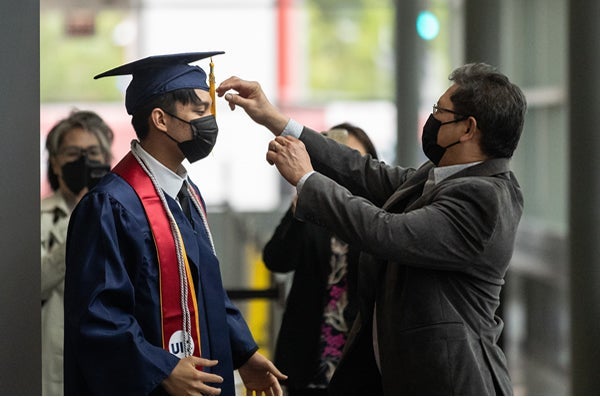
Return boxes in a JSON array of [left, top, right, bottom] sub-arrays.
[[263, 123, 379, 396], [41, 109, 113, 396]]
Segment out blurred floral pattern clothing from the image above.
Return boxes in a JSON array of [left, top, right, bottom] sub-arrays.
[[309, 236, 350, 388], [263, 206, 360, 394]]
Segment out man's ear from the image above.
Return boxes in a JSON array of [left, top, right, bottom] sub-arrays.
[[150, 108, 168, 132], [461, 116, 478, 141]]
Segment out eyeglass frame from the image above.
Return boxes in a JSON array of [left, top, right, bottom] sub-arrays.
[[432, 104, 470, 125], [432, 104, 469, 117], [57, 145, 105, 161]]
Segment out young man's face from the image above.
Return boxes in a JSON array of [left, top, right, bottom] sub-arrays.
[[169, 89, 212, 142]]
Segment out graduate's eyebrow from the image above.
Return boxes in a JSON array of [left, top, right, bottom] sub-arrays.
[[192, 101, 210, 111], [185, 103, 208, 116]]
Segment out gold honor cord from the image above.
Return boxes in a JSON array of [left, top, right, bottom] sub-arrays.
[[209, 57, 216, 116]]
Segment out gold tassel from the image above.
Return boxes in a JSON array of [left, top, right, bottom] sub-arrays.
[[209, 57, 216, 116]]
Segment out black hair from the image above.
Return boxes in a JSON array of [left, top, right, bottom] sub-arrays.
[[448, 63, 527, 158], [131, 88, 205, 140]]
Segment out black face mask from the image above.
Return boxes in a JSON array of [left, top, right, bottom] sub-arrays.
[[61, 155, 110, 194], [164, 111, 219, 163], [421, 113, 465, 166]]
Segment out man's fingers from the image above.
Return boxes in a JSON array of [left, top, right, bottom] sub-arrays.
[[269, 139, 285, 152], [271, 381, 282, 396], [267, 364, 287, 380], [193, 364, 223, 384], [224, 93, 240, 111], [267, 140, 281, 165], [277, 135, 299, 144], [199, 372, 224, 385], [199, 384, 222, 396], [227, 98, 236, 111], [192, 357, 219, 368], [187, 357, 224, 384], [216, 76, 241, 95], [274, 135, 290, 145]]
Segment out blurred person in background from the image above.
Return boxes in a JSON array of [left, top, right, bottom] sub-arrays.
[[41, 109, 113, 395], [263, 123, 378, 395], [218, 62, 527, 395]]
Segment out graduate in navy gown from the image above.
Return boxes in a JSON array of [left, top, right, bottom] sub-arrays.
[[64, 52, 286, 395]]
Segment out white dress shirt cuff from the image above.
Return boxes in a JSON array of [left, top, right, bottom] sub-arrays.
[[281, 118, 303, 138], [296, 171, 316, 195]]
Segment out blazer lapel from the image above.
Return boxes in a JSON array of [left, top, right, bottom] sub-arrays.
[[382, 162, 433, 211], [405, 158, 513, 211], [452, 157, 512, 179]]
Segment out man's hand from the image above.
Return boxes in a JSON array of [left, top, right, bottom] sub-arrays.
[[161, 356, 223, 396], [217, 76, 289, 136], [238, 351, 287, 396], [266, 135, 314, 186]]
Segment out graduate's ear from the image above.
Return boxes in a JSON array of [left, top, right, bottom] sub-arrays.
[[150, 108, 168, 132]]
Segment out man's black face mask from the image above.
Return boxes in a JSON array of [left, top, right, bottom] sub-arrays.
[[421, 114, 466, 166]]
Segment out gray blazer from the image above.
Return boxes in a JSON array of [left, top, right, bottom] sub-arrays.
[[294, 128, 522, 395]]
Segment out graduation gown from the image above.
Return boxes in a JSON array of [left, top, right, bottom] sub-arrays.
[[64, 172, 257, 395]]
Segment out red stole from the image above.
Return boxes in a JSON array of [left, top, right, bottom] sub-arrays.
[[113, 152, 202, 360]]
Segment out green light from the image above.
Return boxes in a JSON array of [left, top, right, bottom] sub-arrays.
[[416, 11, 440, 41]]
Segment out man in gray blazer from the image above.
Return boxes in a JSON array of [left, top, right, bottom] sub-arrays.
[[218, 63, 526, 395]]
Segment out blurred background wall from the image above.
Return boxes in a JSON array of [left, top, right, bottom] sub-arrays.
[[0, 2, 40, 395], [2, 0, 599, 394]]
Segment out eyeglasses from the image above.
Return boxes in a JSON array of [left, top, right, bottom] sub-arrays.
[[58, 145, 104, 161], [432, 104, 467, 118]]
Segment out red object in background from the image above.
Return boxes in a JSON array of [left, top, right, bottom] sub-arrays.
[[277, 0, 292, 105], [277, 0, 327, 132]]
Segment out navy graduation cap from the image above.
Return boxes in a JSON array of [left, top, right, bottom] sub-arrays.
[[94, 51, 225, 115]]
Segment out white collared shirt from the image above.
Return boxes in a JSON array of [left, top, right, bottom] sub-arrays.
[[422, 161, 483, 196], [131, 140, 188, 201]]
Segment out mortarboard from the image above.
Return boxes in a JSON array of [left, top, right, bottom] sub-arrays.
[[94, 51, 225, 115]]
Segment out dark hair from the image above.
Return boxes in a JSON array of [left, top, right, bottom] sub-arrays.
[[45, 109, 114, 191], [329, 122, 379, 160], [131, 88, 205, 140], [448, 63, 527, 158]]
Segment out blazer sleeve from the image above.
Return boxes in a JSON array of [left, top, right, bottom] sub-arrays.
[[299, 127, 413, 207], [294, 171, 515, 280]]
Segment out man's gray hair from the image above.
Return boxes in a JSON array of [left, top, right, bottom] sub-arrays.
[[449, 63, 527, 158]]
